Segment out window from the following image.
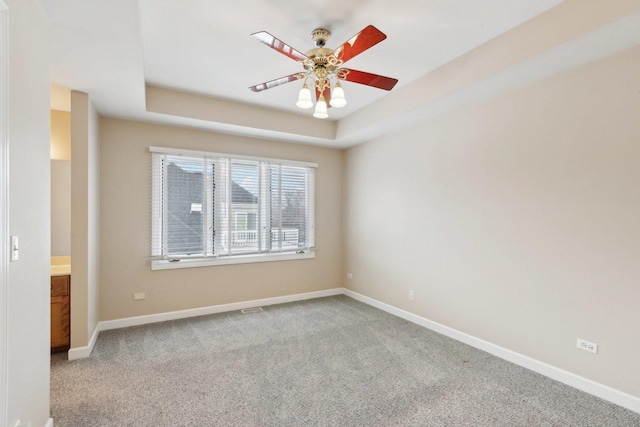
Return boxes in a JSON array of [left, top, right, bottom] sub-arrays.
[[150, 147, 316, 269]]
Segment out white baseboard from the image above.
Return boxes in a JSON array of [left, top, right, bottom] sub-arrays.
[[63, 286, 639, 414], [99, 288, 343, 332], [68, 288, 342, 361], [67, 321, 101, 361], [343, 288, 640, 415], [44, 417, 53, 427]]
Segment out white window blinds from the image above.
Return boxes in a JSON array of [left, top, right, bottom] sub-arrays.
[[151, 147, 316, 264]]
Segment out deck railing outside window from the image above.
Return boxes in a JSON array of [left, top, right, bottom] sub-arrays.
[[231, 229, 299, 248]]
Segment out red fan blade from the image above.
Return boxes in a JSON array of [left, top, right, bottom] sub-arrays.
[[315, 85, 331, 108], [338, 69, 398, 91], [251, 31, 308, 62], [330, 25, 387, 64], [249, 74, 302, 92]]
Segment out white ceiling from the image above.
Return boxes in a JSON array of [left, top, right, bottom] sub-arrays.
[[40, 0, 640, 147], [139, 0, 563, 118]]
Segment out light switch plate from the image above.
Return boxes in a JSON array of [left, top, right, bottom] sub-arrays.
[[10, 235, 18, 261]]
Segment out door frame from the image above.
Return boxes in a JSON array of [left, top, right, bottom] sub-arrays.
[[0, 1, 9, 424]]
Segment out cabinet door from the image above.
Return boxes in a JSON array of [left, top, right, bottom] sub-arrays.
[[51, 295, 70, 349], [51, 275, 70, 296]]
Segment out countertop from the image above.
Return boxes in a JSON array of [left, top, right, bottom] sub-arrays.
[[51, 256, 71, 276]]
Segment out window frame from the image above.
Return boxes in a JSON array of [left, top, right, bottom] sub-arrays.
[[150, 146, 317, 270]]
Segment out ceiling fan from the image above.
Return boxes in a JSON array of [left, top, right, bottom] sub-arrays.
[[249, 25, 398, 119]]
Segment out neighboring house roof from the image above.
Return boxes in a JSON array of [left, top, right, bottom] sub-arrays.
[[232, 181, 258, 204], [167, 162, 258, 204]]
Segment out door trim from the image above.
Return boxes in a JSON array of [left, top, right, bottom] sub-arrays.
[[0, 1, 10, 424]]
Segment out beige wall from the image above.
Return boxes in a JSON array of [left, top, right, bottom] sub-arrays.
[[51, 159, 71, 255], [70, 91, 100, 348], [99, 118, 343, 321], [5, 0, 51, 425], [344, 46, 640, 398], [51, 110, 72, 256], [51, 109, 71, 160], [87, 96, 100, 340]]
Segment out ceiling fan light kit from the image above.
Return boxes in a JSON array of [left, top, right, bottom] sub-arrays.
[[313, 94, 329, 119], [250, 25, 398, 119], [329, 80, 347, 108], [296, 82, 314, 109]]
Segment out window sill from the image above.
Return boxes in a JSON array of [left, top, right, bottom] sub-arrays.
[[151, 250, 315, 271]]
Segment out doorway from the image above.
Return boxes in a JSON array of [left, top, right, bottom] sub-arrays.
[[0, 1, 11, 423]]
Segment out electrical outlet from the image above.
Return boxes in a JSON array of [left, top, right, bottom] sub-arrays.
[[408, 290, 415, 301], [133, 292, 146, 300], [347, 273, 353, 279], [577, 338, 598, 354]]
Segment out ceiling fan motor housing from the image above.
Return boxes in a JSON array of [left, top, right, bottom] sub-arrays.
[[311, 28, 331, 47], [306, 30, 337, 76]]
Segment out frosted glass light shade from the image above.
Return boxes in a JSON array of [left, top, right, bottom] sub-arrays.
[[296, 85, 313, 109], [330, 83, 347, 108], [313, 97, 328, 119]]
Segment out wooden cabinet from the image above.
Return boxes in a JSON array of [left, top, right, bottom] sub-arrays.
[[51, 275, 70, 352]]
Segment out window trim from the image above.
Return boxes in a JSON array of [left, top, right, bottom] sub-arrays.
[[151, 250, 315, 270], [149, 146, 318, 169], [150, 146, 317, 270]]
